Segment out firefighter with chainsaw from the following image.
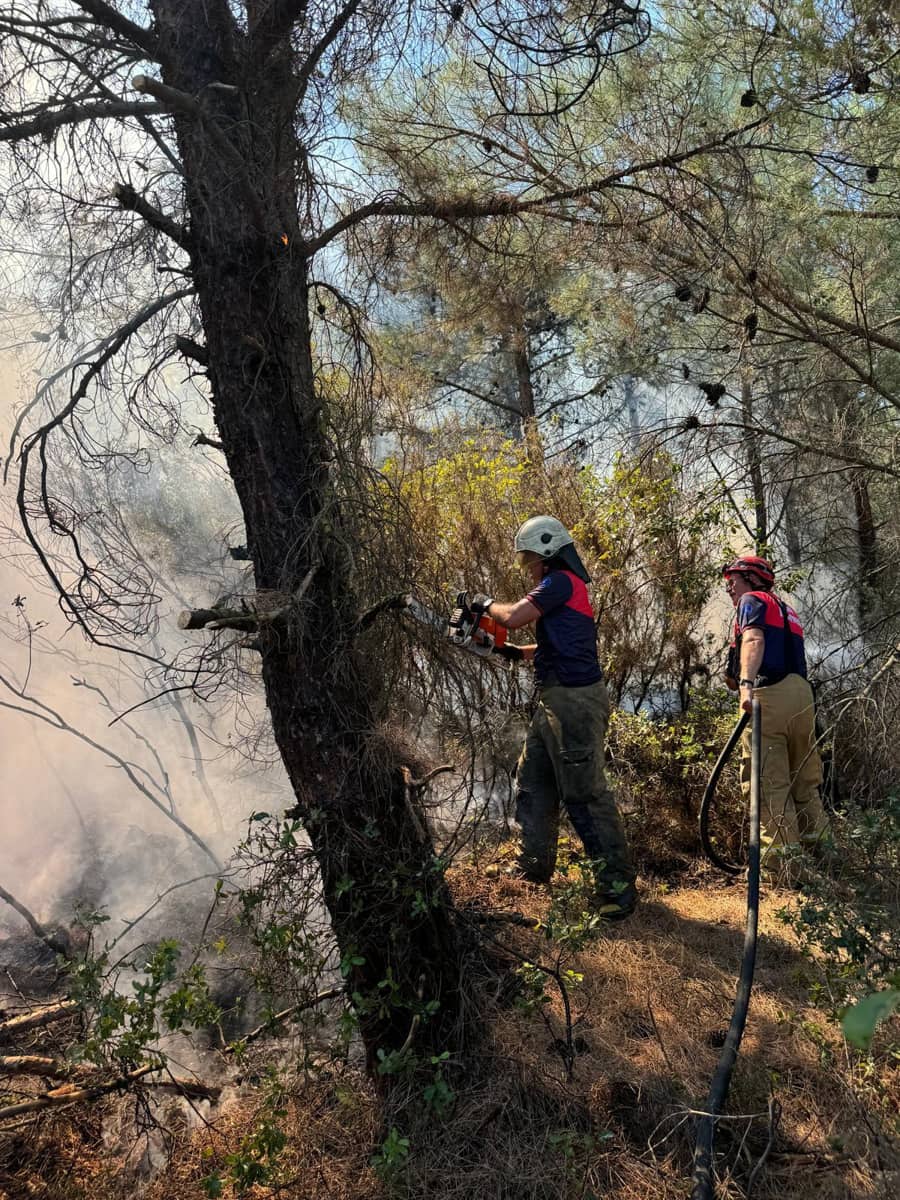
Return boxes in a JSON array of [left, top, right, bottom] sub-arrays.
[[467, 516, 637, 919], [723, 555, 830, 881]]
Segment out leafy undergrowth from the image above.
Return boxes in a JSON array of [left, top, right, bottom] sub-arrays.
[[3, 867, 898, 1200]]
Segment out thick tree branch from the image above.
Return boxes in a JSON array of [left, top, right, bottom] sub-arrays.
[[355, 592, 409, 633], [0, 99, 162, 143], [0, 1002, 79, 1041], [192, 432, 223, 452], [0, 1055, 94, 1080], [177, 335, 209, 366], [304, 114, 771, 253], [71, 0, 161, 60], [249, 0, 310, 59], [295, 0, 363, 101], [0, 886, 70, 958], [112, 181, 190, 250], [178, 607, 264, 632]]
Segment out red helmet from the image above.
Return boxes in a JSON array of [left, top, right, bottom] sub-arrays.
[[723, 555, 775, 589]]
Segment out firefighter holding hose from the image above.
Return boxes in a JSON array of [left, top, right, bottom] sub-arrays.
[[723, 555, 830, 881], [468, 516, 637, 919]]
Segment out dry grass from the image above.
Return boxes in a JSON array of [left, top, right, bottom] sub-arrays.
[[2, 867, 897, 1200]]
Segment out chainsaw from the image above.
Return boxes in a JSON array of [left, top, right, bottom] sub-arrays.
[[401, 591, 523, 661]]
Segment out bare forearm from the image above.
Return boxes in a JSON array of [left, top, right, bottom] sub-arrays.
[[487, 598, 540, 630], [740, 632, 765, 682]]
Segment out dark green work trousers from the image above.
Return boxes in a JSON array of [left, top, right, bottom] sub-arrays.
[[515, 680, 635, 903]]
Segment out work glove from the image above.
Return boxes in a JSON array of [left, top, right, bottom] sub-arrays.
[[469, 593, 494, 614]]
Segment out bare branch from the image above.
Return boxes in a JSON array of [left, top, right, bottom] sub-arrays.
[[0, 672, 221, 870], [70, 0, 161, 60], [111, 181, 190, 250], [13, 288, 195, 660], [687, 420, 900, 479], [0, 1053, 221, 1099], [192, 433, 223, 452], [295, 0, 363, 102], [355, 592, 409, 632], [402, 764, 455, 791], [0, 99, 162, 143], [0, 1062, 220, 1123], [0, 1055, 92, 1080], [226, 986, 345, 1051], [178, 607, 263, 632]]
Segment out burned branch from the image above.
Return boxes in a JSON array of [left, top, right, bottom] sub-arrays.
[[0, 886, 71, 958], [111, 182, 191, 250], [178, 336, 210, 366]]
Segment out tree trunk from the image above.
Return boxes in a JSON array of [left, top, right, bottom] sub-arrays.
[[623, 376, 641, 453], [511, 332, 536, 432], [151, 0, 462, 1064], [851, 470, 878, 622], [740, 373, 767, 551]]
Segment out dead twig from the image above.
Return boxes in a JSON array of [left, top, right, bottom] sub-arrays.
[[225, 986, 345, 1052], [646, 996, 675, 1073], [746, 1096, 782, 1198]]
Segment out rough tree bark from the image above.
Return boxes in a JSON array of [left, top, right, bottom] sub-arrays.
[[145, 0, 462, 1063]]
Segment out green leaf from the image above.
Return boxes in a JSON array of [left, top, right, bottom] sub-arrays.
[[841, 989, 900, 1048]]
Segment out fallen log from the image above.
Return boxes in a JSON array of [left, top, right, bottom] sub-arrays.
[[0, 1062, 221, 1122], [0, 1064, 156, 1120], [0, 1001, 79, 1041], [0, 1055, 92, 1080]]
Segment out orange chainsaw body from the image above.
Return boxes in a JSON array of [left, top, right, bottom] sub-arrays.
[[474, 615, 507, 648]]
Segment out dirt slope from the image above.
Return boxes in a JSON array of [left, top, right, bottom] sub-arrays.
[[3, 873, 897, 1200]]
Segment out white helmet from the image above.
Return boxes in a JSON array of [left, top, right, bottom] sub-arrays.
[[514, 516, 591, 582], [514, 515, 573, 559]]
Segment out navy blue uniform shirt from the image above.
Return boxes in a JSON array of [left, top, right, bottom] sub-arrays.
[[734, 591, 808, 682], [527, 570, 602, 687]]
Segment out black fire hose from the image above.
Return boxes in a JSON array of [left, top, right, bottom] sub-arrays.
[[691, 699, 762, 1200], [698, 711, 750, 874]]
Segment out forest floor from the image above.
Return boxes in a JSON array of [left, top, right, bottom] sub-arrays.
[[2, 856, 898, 1200]]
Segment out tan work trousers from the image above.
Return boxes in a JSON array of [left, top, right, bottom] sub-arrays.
[[740, 674, 829, 874]]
